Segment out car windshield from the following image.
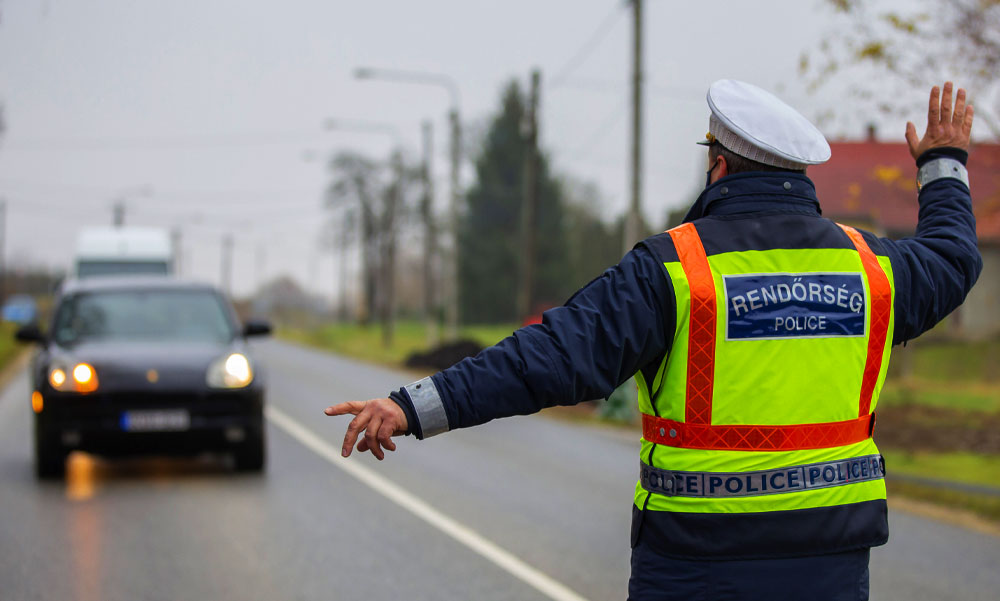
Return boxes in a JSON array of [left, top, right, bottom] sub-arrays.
[[77, 260, 170, 278], [53, 289, 235, 345]]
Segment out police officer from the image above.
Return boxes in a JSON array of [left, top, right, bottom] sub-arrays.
[[325, 80, 980, 601]]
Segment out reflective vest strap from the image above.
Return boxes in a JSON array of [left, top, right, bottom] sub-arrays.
[[837, 224, 892, 417], [667, 223, 716, 425], [642, 413, 876, 451]]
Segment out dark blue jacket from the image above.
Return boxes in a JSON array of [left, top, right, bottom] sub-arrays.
[[393, 150, 980, 436]]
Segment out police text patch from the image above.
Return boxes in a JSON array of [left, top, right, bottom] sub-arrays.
[[640, 454, 885, 498], [724, 273, 866, 340]]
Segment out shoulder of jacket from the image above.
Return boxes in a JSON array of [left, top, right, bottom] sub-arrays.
[[638, 231, 679, 264]]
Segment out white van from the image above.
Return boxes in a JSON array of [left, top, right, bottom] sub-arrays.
[[75, 227, 174, 278]]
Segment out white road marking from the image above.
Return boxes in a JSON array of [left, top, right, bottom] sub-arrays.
[[265, 405, 593, 601]]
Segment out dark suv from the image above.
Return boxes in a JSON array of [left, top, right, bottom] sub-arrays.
[[16, 277, 271, 478]]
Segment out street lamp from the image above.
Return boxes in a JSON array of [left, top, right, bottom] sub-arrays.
[[354, 66, 462, 340], [111, 185, 153, 227], [323, 117, 404, 147]]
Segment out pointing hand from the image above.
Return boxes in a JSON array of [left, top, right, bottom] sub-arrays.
[[324, 398, 408, 460]]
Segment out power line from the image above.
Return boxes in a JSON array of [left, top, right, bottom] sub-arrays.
[[564, 98, 628, 162], [549, 2, 628, 88], [1, 130, 329, 151], [0, 177, 319, 198], [548, 77, 703, 100], [1, 126, 417, 153]]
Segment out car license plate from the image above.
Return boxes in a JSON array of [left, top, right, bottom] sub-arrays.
[[121, 410, 190, 432]]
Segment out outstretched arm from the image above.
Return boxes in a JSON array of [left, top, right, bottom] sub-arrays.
[[325, 244, 675, 459]]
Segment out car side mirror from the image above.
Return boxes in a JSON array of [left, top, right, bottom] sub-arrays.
[[15, 323, 45, 344], [243, 319, 272, 337]]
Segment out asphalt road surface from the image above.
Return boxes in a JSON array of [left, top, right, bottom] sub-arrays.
[[1, 339, 997, 600]]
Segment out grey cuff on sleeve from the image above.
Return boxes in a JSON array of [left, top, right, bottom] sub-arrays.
[[917, 158, 969, 191], [403, 376, 449, 438]]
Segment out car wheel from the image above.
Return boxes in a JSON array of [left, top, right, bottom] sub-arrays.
[[34, 422, 65, 480], [234, 427, 266, 473]]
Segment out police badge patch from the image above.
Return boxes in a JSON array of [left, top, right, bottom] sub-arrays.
[[724, 273, 867, 340]]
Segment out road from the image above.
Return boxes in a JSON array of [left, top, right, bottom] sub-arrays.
[[0, 339, 997, 600]]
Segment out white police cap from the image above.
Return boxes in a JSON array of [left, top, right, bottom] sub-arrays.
[[697, 79, 831, 169]]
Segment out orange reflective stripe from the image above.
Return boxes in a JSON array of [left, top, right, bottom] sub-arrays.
[[653, 224, 888, 452], [668, 223, 716, 425], [838, 224, 892, 417], [642, 413, 875, 451]]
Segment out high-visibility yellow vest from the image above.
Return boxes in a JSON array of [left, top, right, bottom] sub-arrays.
[[633, 221, 893, 556]]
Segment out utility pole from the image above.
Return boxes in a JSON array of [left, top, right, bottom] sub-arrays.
[[445, 109, 461, 340], [381, 152, 403, 347], [113, 200, 125, 227], [255, 242, 266, 294], [518, 69, 541, 321], [221, 234, 233, 297], [0, 199, 6, 304], [338, 210, 354, 322], [421, 120, 439, 347], [171, 227, 182, 276], [623, 0, 644, 253]]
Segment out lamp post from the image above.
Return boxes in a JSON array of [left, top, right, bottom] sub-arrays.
[[110, 185, 153, 227], [354, 67, 462, 340]]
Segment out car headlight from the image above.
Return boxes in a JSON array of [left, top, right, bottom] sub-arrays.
[[206, 353, 253, 389], [48, 362, 99, 393]]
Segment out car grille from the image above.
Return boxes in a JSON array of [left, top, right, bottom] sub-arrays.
[[46, 389, 259, 420]]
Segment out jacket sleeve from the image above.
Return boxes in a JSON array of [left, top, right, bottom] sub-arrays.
[[869, 148, 983, 345], [391, 244, 675, 439]]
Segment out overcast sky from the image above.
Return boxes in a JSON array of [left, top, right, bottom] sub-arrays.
[[0, 0, 923, 300]]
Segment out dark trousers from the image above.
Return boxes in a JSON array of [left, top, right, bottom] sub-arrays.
[[628, 541, 870, 601]]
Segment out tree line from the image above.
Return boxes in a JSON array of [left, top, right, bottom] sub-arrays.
[[325, 78, 651, 339]]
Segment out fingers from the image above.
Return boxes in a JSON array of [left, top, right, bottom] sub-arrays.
[[363, 416, 384, 460], [905, 121, 919, 158], [342, 409, 373, 457], [963, 104, 975, 137], [940, 81, 953, 124], [928, 85, 941, 125], [358, 422, 398, 459], [324, 400, 366, 416], [912, 83, 972, 157], [952, 87, 966, 127], [377, 422, 397, 453]]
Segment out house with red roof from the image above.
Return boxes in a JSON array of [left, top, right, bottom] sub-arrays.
[[810, 130, 1000, 340]]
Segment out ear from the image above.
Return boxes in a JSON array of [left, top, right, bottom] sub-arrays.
[[716, 154, 728, 179]]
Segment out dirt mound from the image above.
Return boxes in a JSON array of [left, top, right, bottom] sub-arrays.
[[405, 340, 484, 371], [876, 404, 1000, 453]]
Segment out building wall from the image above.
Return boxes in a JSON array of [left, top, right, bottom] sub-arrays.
[[954, 245, 1000, 340]]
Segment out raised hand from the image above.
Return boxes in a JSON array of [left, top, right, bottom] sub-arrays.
[[324, 398, 408, 460], [905, 81, 974, 160]]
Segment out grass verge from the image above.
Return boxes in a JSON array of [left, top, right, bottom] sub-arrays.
[[882, 450, 1000, 489], [0, 322, 24, 372], [277, 320, 517, 368], [879, 380, 1000, 413], [880, 449, 1000, 526], [887, 480, 1000, 524]]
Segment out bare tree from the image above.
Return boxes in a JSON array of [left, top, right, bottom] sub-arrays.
[[801, 0, 1000, 138], [326, 150, 422, 345], [327, 153, 382, 326]]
